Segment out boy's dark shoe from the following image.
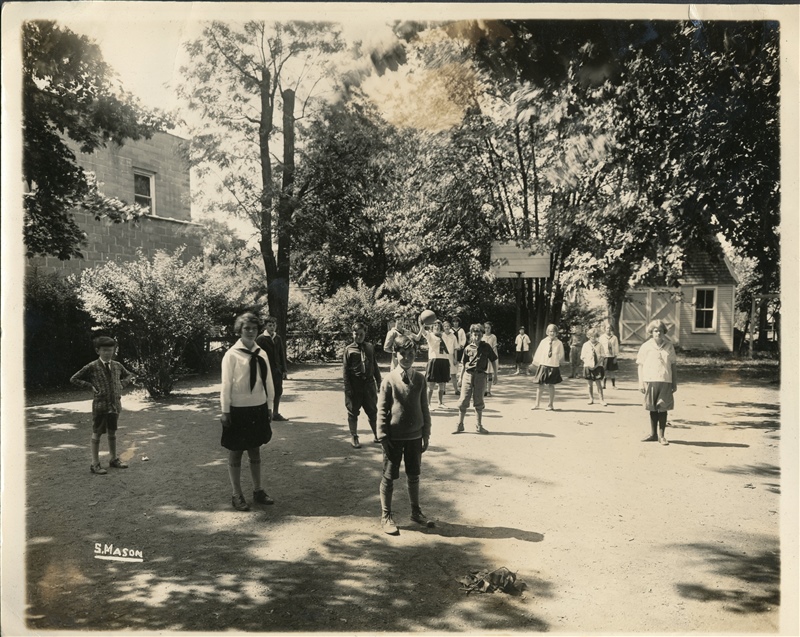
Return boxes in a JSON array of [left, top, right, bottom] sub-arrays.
[[90, 463, 107, 475], [381, 513, 399, 535], [109, 458, 128, 469], [641, 434, 658, 442], [476, 425, 489, 434], [351, 435, 361, 449], [272, 413, 288, 422], [232, 494, 250, 511], [411, 509, 435, 528], [253, 489, 275, 505], [452, 423, 465, 434]]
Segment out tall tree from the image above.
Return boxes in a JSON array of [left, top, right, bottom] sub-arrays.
[[22, 20, 167, 259], [177, 21, 344, 338]]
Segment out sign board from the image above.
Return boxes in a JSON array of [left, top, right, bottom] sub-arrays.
[[490, 241, 551, 278]]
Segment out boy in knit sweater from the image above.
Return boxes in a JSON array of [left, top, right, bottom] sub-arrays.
[[376, 334, 434, 534]]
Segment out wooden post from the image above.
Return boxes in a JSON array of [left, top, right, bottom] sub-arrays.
[[750, 296, 757, 358]]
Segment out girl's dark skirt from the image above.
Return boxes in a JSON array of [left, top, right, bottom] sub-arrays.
[[221, 403, 272, 451], [534, 364, 562, 385], [604, 356, 619, 372], [426, 358, 451, 383], [584, 365, 605, 381]]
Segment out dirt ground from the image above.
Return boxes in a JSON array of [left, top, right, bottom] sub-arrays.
[[18, 351, 785, 634]]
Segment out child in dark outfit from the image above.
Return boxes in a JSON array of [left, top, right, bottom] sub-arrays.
[[376, 335, 434, 535], [454, 323, 497, 434], [256, 316, 289, 421], [70, 336, 135, 475], [343, 322, 382, 449]]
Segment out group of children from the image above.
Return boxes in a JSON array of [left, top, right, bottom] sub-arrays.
[[70, 310, 676, 533]]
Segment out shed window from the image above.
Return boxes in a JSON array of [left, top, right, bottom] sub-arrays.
[[693, 287, 717, 332], [134, 171, 155, 214]]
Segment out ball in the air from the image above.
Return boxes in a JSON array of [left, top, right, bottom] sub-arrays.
[[419, 309, 437, 326]]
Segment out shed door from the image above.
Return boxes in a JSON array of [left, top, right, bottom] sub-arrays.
[[620, 289, 679, 345], [620, 291, 648, 344]]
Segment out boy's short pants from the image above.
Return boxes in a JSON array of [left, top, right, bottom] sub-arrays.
[[458, 370, 487, 411], [643, 381, 675, 412], [93, 413, 119, 435], [382, 437, 423, 480]]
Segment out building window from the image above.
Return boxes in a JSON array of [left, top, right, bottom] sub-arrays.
[[693, 287, 717, 332], [134, 171, 155, 214]]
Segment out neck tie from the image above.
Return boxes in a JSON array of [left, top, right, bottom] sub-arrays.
[[547, 340, 553, 358], [103, 362, 112, 377], [239, 348, 267, 393], [359, 344, 366, 375], [439, 337, 448, 355], [592, 345, 597, 367], [401, 369, 410, 384]]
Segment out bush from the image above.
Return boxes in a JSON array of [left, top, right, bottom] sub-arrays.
[[25, 270, 95, 389], [78, 249, 260, 398]]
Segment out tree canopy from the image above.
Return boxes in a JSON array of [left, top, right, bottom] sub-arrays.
[[22, 20, 169, 259]]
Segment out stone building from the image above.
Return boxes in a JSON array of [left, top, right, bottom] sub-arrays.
[[27, 131, 202, 277]]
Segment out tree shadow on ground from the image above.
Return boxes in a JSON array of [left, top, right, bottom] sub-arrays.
[[674, 540, 779, 614], [714, 463, 779, 478], [668, 441, 750, 448], [25, 393, 554, 632]]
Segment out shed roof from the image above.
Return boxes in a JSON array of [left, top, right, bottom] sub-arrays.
[[678, 248, 739, 286]]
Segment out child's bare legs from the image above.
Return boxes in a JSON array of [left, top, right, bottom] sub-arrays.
[[533, 385, 542, 409], [438, 383, 446, 405], [597, 381, 607, 405], [228, 450, 245, 496], [587, 380, 595, 404], [547, 385, 555, 409], [450, 374, 459, 395], [247, 447, 261, 491]]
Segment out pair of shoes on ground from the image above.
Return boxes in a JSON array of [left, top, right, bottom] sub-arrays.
[[90, 457, 128, 474], [381, 510, 435, 534], [232, 489, 275, 511], [452, 423, 488, 434], [272, 413, 289, 422]]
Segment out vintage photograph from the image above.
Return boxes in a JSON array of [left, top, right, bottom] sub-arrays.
[[1, 2, 797, 635]]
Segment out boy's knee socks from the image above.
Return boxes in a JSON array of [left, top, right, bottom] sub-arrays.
[[407, 475, 420, 511], [649, 411, 659, 436], [91, 438, 101, 463], [380, 477, 394, 516], [658, 411, 668, 430]]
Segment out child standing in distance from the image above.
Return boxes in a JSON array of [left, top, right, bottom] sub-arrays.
[[568, 324, 586, 378], [454, 323, 497, 434], [600, 324, 620, 388], [513, 327, 531, 375], [220, 312, 275, 511], [482, 321, 499, 396], [636, 320, 677, 446], [343, 322, 382, 448], [412, 318, 451, 409], [383, 313, 404, 370], [451, 317, 467, 389], [376, 335, 434, 534], [581, 329, 608, 406], [256, 316, 289, 421], [71, 336, 135, 475], [531, 324, 566, 411], [441, 320, 460, 395]]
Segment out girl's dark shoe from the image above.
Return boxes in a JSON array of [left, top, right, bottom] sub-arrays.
[[253, 489, 274, 505], [232, 494, 250, 511]]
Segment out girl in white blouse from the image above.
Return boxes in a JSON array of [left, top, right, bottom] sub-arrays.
[[531, 324, 566, 411], [220, 312, 275, 511]]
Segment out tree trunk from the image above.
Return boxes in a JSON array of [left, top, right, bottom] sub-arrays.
[[258, 67, 278, 299], [272, 88, 296, 342]]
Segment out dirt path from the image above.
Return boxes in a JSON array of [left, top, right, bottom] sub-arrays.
[[20, 354, 782, 634]]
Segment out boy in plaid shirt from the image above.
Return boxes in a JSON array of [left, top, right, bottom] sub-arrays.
[[70, 336, 135, 475]]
